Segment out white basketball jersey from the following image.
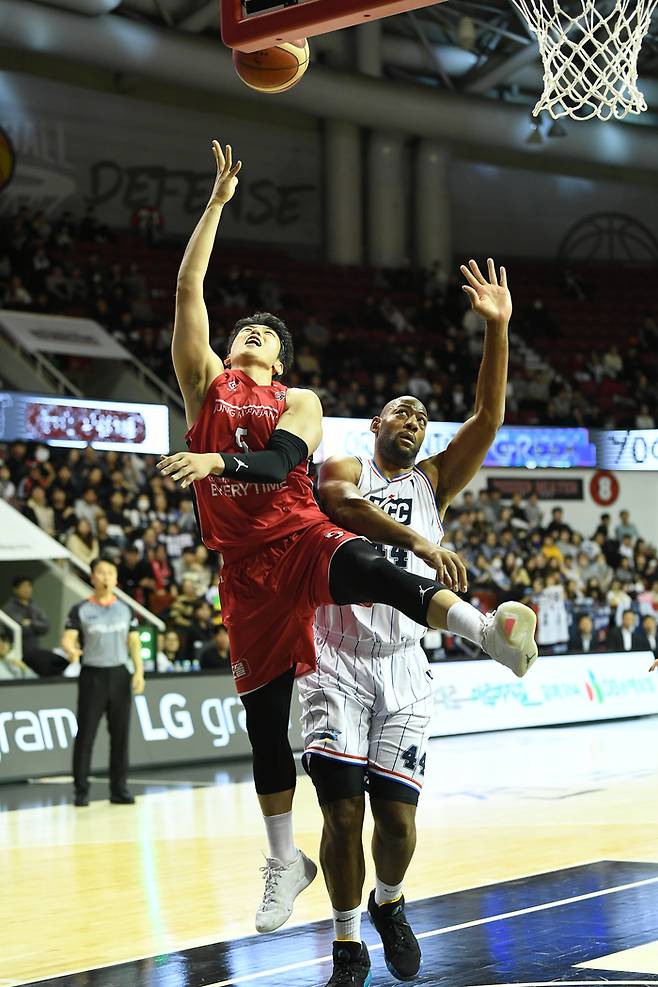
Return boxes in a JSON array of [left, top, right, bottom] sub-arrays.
[[314, 457, 444, 658]]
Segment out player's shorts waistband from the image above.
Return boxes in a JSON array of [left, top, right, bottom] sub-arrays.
[[313, 627, 425, 661]]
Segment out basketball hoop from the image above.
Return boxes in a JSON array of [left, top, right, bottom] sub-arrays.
[[508, 0, 658, 121], [221, 0, 448, 52]]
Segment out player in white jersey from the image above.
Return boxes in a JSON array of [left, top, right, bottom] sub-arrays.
[[299, 258, 539, 987]]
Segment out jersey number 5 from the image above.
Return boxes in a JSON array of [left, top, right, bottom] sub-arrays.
[[235, 427, 250, 452]]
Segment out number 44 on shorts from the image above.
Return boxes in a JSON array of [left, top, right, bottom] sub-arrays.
[[401, 746, 426, 775]]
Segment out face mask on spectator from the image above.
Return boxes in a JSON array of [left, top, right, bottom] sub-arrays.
[[138, 497, 150, 511], [35, 446, 50, 463]]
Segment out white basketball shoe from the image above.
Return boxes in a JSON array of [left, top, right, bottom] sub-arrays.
[[481, 601, 539, 678], [255, 850, 318, 934]]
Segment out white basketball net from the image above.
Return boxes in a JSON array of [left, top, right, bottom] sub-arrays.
[[509, 0, 658, 121]]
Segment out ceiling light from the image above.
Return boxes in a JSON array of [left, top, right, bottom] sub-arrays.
[[526, 123, 544, 145], [548, 119, 568, 138]]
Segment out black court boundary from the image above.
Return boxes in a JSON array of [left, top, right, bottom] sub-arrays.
[[12, 860, 658, 987]]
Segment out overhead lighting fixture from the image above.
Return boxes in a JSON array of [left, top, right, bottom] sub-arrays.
[[548, 119, 568, 138], [526, 122, 544, 145]]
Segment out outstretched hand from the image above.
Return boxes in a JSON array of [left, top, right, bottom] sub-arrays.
[[410, 538, 469, 594], [460, 258, 512, 324], [208, 140, 242, 207], [157, 451, 224, 489]]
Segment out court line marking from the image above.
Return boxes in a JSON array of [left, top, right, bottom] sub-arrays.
[[5, 861, 653, 987], [26, 775, 213, 788], [206, 874, 658, 987]]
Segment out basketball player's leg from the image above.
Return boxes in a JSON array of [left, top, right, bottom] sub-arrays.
[[220, 539, 327, 933], [368, 795, 422, 980], [241, 667, 318, 933], [299, 645, 374, 985], [364, 701, 430, 980], [370, 798, 417, 894], [311, 761, 367, 910], [241, 666, 297, 816], [328, 538, 538, 678]]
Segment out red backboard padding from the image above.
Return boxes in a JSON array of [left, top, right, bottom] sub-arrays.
[[221, 0, 447, 52]]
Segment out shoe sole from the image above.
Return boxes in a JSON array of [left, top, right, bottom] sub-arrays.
[[367, 909, 421, 982], [255, 855, 318, 934], [499, 602, 539, 675]]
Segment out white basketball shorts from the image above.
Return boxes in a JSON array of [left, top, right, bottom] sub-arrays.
[[298, 637, 434, 797]]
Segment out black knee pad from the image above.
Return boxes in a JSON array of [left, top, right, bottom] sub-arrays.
[[307, 752, 366, 806], [329, 538, 447, 625]]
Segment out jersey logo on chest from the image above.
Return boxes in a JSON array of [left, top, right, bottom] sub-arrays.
[[368, 494, 412, 526], [213, 398, 279, 420]]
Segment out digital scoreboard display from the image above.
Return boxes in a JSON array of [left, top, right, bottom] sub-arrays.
[[592, 430, 658, 471], [0, 392, 169, 454]]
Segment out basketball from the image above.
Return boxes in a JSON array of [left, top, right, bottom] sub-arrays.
[[232, 38, 309, 94]]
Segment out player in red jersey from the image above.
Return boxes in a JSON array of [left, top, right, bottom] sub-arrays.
[[158, 140, 538, 936]]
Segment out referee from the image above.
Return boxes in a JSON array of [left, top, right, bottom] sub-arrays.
[[62, 557, 145, 807]]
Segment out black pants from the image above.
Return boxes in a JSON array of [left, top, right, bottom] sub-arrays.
[[73, 665, 132, 796]]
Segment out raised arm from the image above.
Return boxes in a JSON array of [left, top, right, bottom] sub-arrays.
[[157, 388, 324, 487], [173, 140, 242, 426], [318, 456, 468, 592], [419, 258, 511, 519]]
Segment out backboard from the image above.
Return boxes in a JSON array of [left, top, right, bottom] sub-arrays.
[[221, 0, 448, 52]]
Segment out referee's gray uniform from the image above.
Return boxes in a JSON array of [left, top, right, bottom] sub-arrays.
[[67, 596, 138, 799]]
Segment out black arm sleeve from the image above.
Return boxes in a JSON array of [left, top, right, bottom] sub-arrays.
[[221, 429, 309, 484]]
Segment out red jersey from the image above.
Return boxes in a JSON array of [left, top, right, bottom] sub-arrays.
[[186, 369, 327, 562]]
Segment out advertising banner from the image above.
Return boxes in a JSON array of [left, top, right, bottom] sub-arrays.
[[316, 419, 596, 469], [593, 429, 658, 471], [0, 389, 169, 454], [429, 651, 658, 736], [1, 655, 655, 782], [0, 674, 304, 783]]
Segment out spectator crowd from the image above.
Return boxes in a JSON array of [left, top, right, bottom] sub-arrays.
[[1, 205, 657, 430], [0, 204, 657, 679], [440, 491, 658, 659], [0, 440, 231, 678], [1, 438, 657, 681]]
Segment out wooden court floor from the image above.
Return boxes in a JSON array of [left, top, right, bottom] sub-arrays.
[[2, 716, 658, 987]]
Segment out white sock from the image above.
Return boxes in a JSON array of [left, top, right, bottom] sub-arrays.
[[375, 878, 404, 905], [446, 600, 486, 647], [333, 905, 362, 942], [263, 810, 297, 865]]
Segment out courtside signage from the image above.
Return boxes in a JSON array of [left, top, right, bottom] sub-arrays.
[[0, 677, 304, 782], [318, 421, 658, 471], [593, 430, 658, 471], [0, 390, 169, 454], [316, 420, 596, 469], [429, 651, 657, 736]]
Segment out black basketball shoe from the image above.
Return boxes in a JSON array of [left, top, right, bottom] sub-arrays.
[[367, 891, 421, 981], [110, 790, 135, 804], [325, 940, 372, 987]]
